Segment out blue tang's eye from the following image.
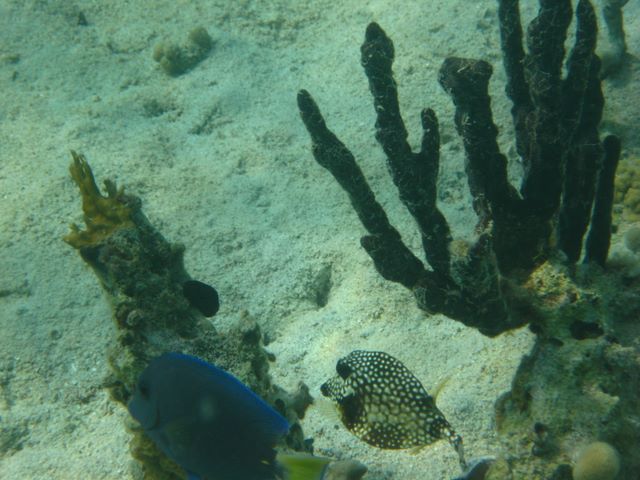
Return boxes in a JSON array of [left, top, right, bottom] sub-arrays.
[[138, 381, 150, 399]]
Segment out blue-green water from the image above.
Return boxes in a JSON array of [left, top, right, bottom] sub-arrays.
[[0, 1, 638, 478]]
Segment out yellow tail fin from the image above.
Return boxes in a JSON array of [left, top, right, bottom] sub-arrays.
[[276, 452, 331, 480]]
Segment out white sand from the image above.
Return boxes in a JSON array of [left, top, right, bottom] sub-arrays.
[[0, 1, 637, 478]]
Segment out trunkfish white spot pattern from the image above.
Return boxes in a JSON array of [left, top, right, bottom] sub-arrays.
[[321, 350, 466, 469]]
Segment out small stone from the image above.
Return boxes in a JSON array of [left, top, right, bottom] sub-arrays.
[[573, 442, 620, 480]]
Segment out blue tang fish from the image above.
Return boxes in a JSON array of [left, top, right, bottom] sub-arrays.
[[128, 352, 330, 480]]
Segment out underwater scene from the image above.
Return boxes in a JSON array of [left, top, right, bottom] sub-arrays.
[[1, 0, 639, 479]]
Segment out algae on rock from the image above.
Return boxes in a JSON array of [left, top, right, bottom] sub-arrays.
[[64, 151, 134, 250], [614, 155, 640, 221], [64, 153, 312, 479]]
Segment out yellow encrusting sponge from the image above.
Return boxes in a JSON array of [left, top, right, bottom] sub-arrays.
[[64, 151, 133, 249]]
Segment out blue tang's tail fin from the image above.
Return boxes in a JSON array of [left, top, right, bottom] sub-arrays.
[[276, 452, 331, 480]]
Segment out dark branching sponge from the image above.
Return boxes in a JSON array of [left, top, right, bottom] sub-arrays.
[[298, 0, 620, 337]]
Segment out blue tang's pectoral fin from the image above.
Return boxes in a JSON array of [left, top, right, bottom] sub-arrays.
[[127, 392, 158, 430], [160, 417, 199, 462]]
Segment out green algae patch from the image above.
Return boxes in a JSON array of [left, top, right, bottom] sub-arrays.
[[64, 150, 134, 249], [614, 155, 640, 221], [153, 26, 214, 76], [63, 152, 317, 479]]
